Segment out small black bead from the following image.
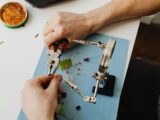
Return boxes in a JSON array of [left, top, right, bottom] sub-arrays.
[[84, 57, 90, 62], [61, 92, 67, 98], [75, 105, 81, 111]]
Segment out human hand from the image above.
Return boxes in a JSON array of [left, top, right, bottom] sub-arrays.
[[43, 12, 92, 48], [21, 75, 62, 120]]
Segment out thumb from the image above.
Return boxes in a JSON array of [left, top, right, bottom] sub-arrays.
[[46, 75, 62, 94]]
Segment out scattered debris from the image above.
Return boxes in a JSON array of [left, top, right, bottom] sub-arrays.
[[66, 70, 69, 74], [0, 41, 4, 45], [35, 33, 39, 38]]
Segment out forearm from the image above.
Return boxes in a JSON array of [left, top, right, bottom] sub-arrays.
[[85, 0, 160, 33]]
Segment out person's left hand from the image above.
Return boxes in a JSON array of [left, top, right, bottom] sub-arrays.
[[21, 75, 62, 120], [43, 12, 92, 48]]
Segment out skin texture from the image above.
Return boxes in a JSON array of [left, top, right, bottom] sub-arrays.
[[43, 12, 90, 48], [22, 0, 160, 120], [43, 0, 160, 48], [21, 75, 62, 120]]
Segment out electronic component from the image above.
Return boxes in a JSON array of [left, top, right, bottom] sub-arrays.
[[65, 39, 116, 103]]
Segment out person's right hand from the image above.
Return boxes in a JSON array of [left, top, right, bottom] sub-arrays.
[[43, 12, 92, 48], [21, 75, 62, 120]]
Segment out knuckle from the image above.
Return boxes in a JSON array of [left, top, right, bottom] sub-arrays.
[[56, 18, 62, 25], [59, 26, 66, 35]]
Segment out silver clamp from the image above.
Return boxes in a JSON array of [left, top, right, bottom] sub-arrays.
[[65, 39, 116, 103]]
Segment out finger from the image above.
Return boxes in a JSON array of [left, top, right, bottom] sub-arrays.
[[46, 75, 62, 94], [58, 87, 64, 94], [43, 24, 55, 36], [43, 15, 59, 36], [34, 75, 54, 85], [44, 30, 64, 48]]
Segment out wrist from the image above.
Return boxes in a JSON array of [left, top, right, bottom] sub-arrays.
[[83, 1, 116, 33], [28, 114, 54, 120], [29, 117, 53, 120]]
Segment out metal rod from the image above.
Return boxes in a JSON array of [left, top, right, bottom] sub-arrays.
[[93, 80, 100, 97], [64, 80, 84, 99]]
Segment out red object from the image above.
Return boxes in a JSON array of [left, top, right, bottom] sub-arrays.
[[35, 33, 39, 38]]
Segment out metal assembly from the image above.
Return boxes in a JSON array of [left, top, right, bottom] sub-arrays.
[[48, 48, 61, 75], [47, 39, 116, 103], [66, 39, 116, 103], [92, 40, 116, 98], [72, 40, 106, 49]]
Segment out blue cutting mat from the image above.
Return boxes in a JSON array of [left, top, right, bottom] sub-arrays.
[[18, 33, 129, 120]]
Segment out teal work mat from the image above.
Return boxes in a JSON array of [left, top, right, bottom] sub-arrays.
[[18, 33, 129, 120]]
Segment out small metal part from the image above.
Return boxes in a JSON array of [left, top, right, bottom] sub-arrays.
[[84, 96, 96, 103], [92, 72, 108, 81], [99, 40, 116, 72], [72, 40, 106, 49], [93, 80, 99, 97], [92, 75, 116, 96], [64, 80, 84, 98], [48, 48, 61, 75], [47, 39, 69, 75]]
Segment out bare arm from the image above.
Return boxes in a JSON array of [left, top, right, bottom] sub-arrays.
[[43, 0, 160, 47], [86, 0, 160, 33]]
